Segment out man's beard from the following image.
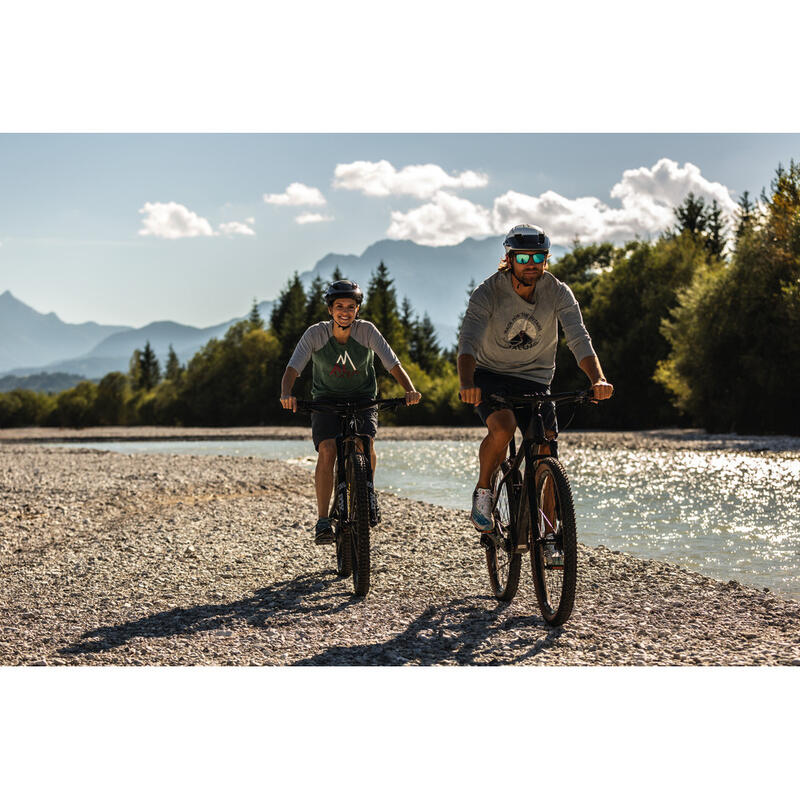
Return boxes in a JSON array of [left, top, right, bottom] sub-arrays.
[[513, 271, 535, 287]]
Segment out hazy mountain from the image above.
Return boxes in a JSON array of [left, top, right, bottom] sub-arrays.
[[0, 372, 87, 393], [301, 236, 567, 348], [0, 290, 130, 373], [3, 299, 273, 379]]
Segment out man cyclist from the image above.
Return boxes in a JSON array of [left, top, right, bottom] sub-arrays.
[[280, 279, 421, 544], [458, 224, 613, 532]]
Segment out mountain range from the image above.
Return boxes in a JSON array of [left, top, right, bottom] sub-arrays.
[[1, 235, 566, 383]]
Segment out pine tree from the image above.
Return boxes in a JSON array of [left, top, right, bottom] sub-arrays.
[[400, 296, 414, 331], [359, 261, 406, 356], [128, 348, 142, 388], [705, 199, 727, 259], [331, 266, 344, 282], [674, 192, 708, 236], [165, 345, 183, 381], [735, 190, 756, 243], [270, 273, 309, 363], [138, 341, 161, 390], [248, 297, 264, 329], [410, 313, 441, 373], [305, 275, 329, 325]]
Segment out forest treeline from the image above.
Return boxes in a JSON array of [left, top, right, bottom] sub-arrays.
[[1, 161, 798, 434]]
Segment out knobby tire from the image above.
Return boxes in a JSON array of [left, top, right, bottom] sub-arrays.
[[530, 457, 577, 626], [347, 452, 371, 596], [486, 460, 522, 602]]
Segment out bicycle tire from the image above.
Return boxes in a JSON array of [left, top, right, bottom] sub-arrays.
[[335, 524, 352, 577], [485, 460, 522, 602], [530, 457, 577, 626], [347, 452, 371, 596]]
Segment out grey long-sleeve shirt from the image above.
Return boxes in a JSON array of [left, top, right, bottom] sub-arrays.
[[458, 270, 596, 385]]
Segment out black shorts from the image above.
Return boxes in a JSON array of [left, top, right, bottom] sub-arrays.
[[310, 399, 378, 451], [473, 368, 557, 436]]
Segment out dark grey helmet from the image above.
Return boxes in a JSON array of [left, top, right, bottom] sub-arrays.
[[503, 224, 550, 253], [324, 279, 363, 306]]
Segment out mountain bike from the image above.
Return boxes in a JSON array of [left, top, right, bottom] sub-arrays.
[[481, 389, 596, 626], [295, 397, 407, 597]]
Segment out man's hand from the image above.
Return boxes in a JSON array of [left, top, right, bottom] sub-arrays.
[[591, 379, 614, 401], [280, 394, 297, 412], [459, 386, 482, 406], [405, 390, 422, 405]]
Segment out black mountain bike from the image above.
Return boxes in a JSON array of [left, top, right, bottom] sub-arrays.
[[481, 389, 595, 626], [295, 397, 406, 597]]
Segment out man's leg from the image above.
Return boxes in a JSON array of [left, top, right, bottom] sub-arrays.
[[477, 408, 517, 488], [472, 409, 516, 531]]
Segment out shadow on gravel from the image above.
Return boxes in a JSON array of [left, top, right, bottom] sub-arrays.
[[293, 596, 563, 666], [60, 570, 356, 656]]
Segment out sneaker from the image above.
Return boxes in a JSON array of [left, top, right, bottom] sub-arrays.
[[470, 487, 495, 532], [314, 517, 334, 545]]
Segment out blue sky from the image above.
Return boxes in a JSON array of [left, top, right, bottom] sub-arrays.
[[2, 133, 799, 329]]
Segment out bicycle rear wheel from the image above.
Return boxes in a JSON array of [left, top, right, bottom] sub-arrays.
[[347, 452, 371, 596], [485, 460, 522, 602], [530, 457, 577, 626]]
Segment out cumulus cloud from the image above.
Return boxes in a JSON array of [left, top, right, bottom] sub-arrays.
[[138, 202, 216, 239], [296, 212, 333, 225], [387, 191, 493, 246], [218, 221, 255, 236], [263, 182, 326, 206], [333, 159, 488, 199], [386, 158, 738, 247]]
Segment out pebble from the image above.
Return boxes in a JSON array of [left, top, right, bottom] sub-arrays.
[[1, 439, 798, 667]]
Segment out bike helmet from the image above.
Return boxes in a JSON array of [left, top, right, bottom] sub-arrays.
[[323, 279, 363, 306], [503, 224, 550, 253]]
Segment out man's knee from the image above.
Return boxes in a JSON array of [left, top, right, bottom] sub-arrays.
[[486, 411, 516, 444]]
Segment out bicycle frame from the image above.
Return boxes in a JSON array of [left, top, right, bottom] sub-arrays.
[[294, 397, 405, 528], [488, 390, 591, 554]]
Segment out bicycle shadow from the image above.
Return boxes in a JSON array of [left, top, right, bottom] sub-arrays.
[[59, 570, 355, 656], [292, 596, 564, 666]]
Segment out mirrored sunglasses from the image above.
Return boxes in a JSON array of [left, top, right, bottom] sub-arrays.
[[514, 252, 547, 264]]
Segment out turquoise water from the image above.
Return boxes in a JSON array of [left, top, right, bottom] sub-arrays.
[[51, 439, 800, 599]]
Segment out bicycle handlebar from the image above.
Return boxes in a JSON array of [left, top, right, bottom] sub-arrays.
[[489, 389, 596, 408], [293, 397, 408, 415]]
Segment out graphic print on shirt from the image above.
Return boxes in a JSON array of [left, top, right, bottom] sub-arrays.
[[329, 350, 359, 378], [503, 313, 542, 350]]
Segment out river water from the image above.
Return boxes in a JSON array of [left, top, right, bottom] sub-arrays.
[[52, 438, 800, 600]]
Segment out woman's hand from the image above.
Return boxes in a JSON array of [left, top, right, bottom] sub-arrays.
[[280, 394, 297, 412]]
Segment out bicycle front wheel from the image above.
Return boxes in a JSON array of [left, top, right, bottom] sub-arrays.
[[347, 452, 371, 596], [334, 524, 352, 577], [530, 457, 577, 626], [485, 461, 522, 602]]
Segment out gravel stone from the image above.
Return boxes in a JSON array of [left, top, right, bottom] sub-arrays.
[[1, 439, 799, 667]]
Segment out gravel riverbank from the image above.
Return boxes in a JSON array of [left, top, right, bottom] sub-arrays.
[[1, 442, 799, 666]]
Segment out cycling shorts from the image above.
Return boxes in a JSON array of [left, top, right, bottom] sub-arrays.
[[310, 397, 378, 451], [473, 368, 557, 437]]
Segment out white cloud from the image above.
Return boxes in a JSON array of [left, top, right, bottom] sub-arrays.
[[138, 201, 215, 239], [245, 217, 255, 224], [263, 182, 326, 206], [387, 191, 493, 246], [333, 159, 488, 199], [296, 212, 333, 225], [218, 221, 255, 236], [387, 158, 738, 247]]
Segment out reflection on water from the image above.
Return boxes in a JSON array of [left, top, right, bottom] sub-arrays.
[[51, 438, 800, 599]]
